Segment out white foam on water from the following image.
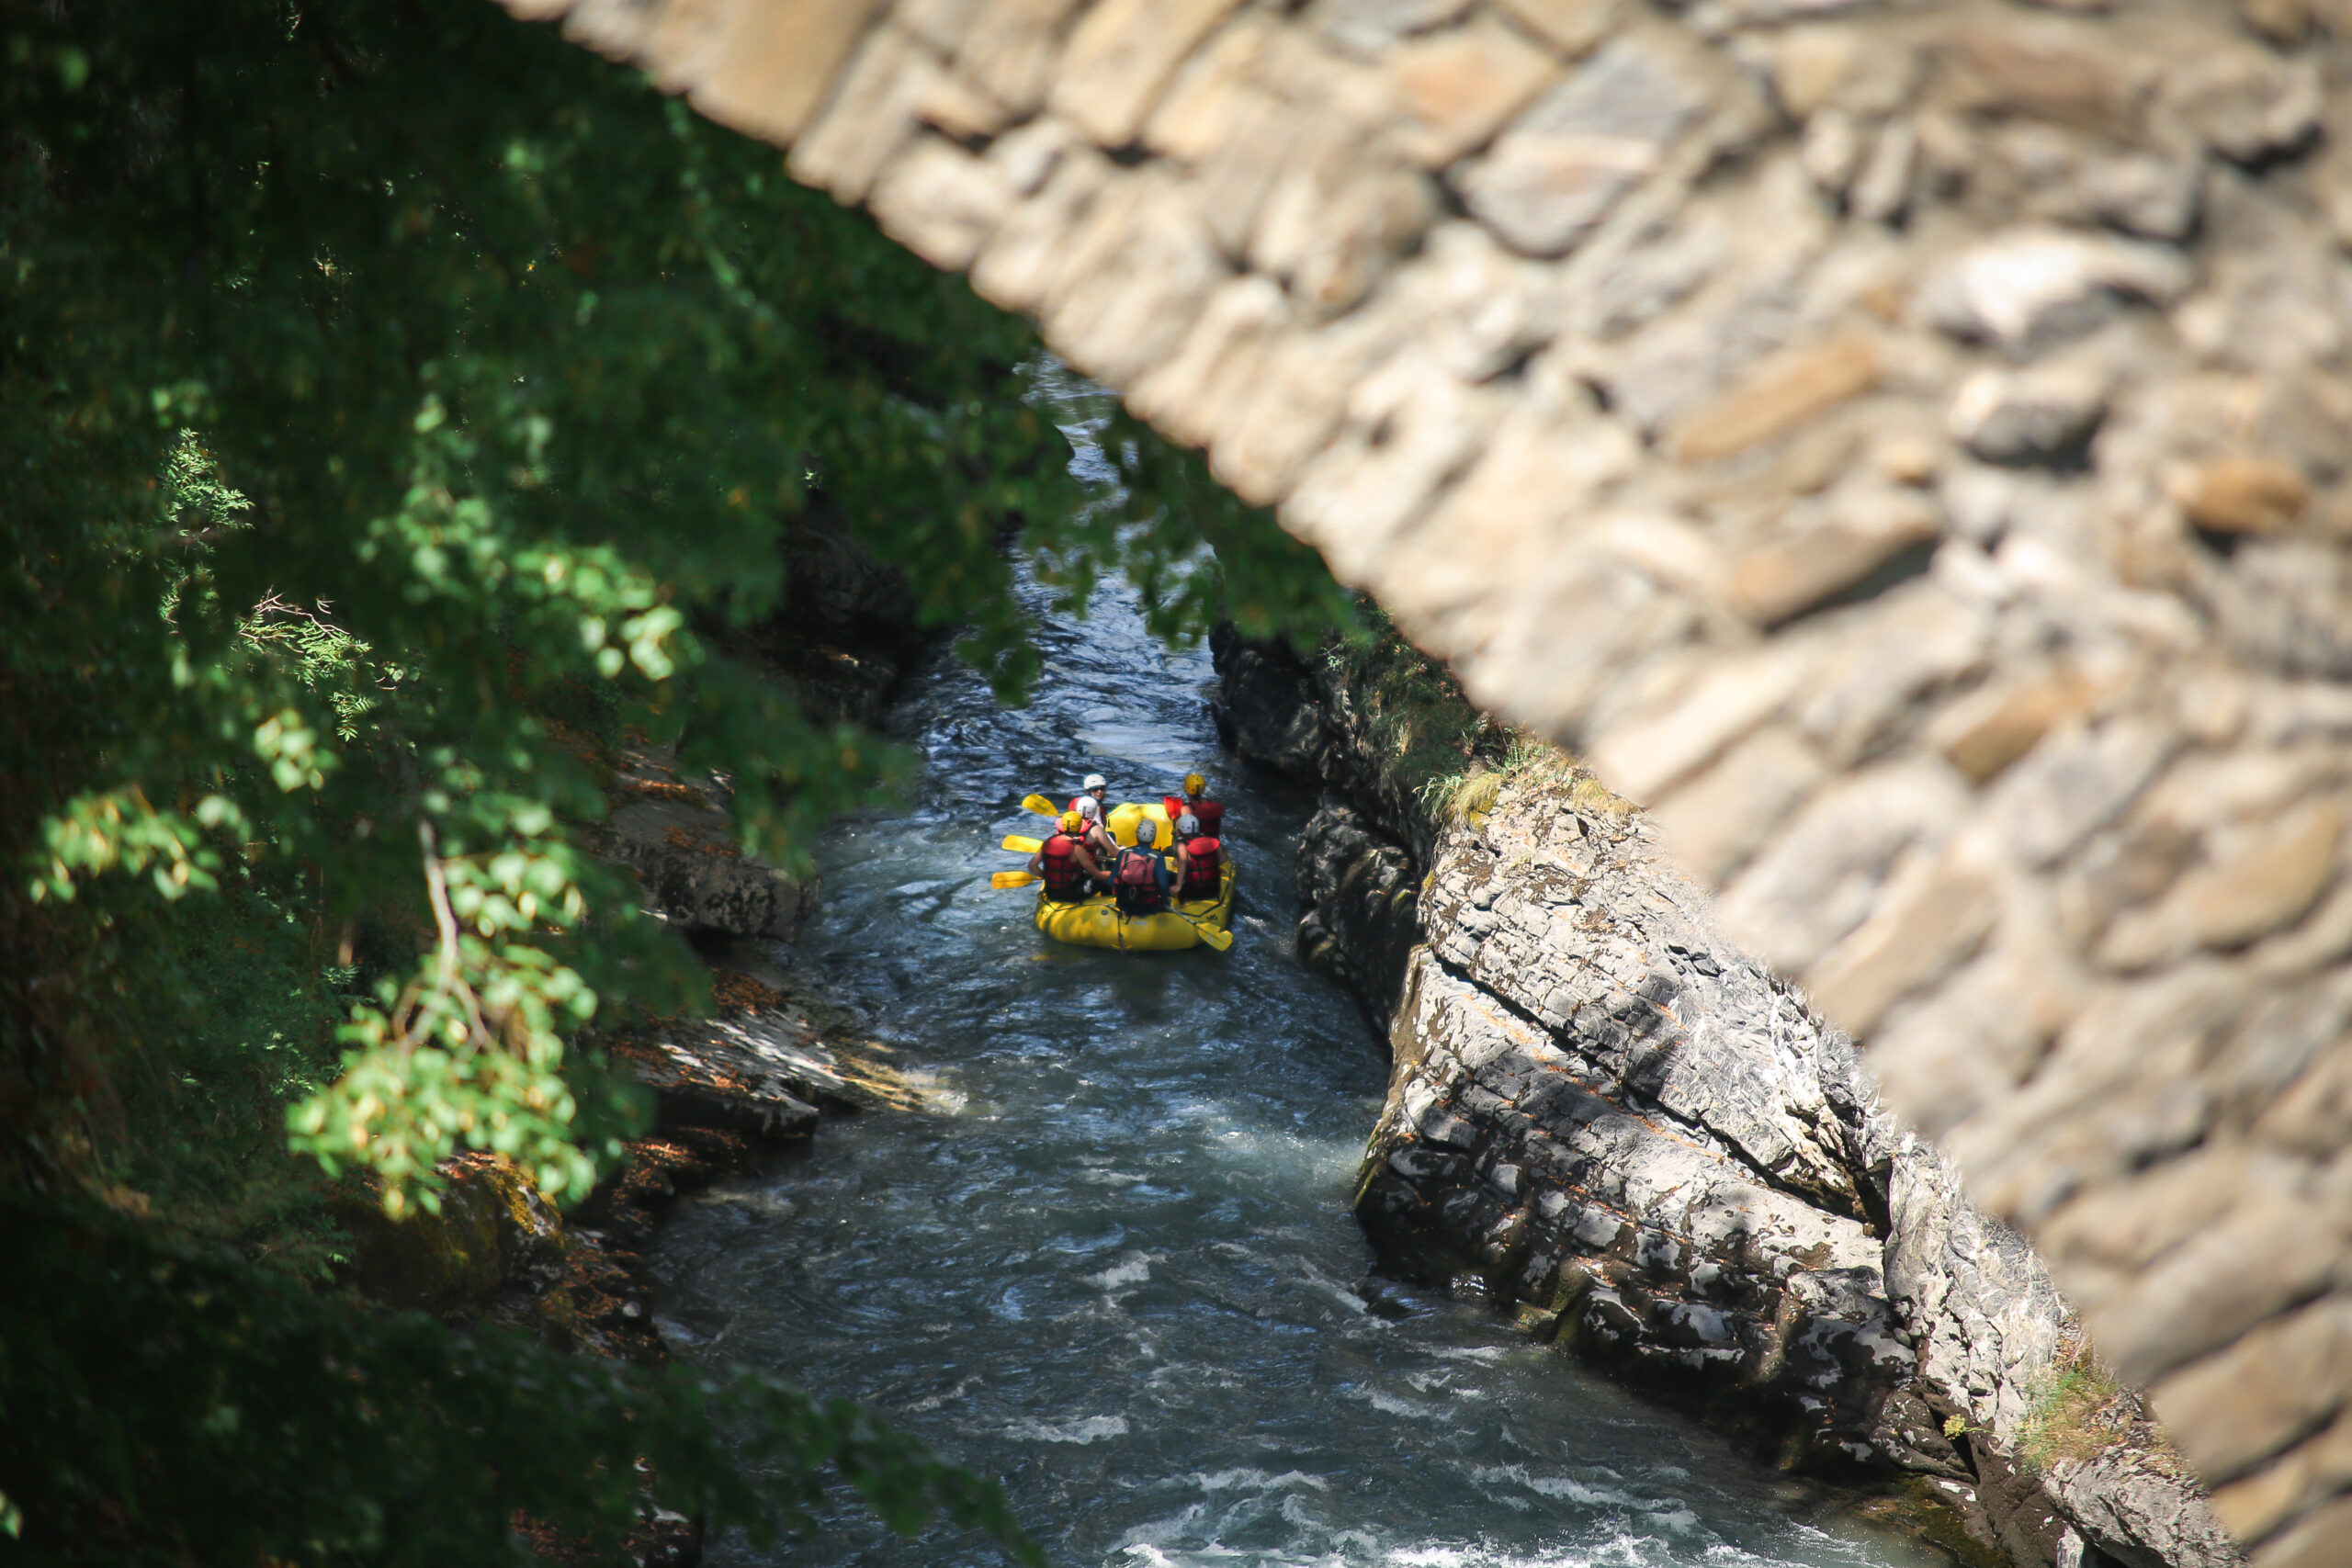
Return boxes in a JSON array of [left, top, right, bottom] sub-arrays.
[[1363, 1386, 1445, 1420], [1088, 1251, 1155, 1290], [998, 1413, 1130, 1444], [1190, 1469, 1334, 1495], [1467, 1464, 1651, 1513]]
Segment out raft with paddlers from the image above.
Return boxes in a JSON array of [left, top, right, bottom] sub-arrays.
[[993, 790, 1237, 953]]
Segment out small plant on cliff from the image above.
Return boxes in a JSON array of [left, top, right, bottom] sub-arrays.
[[2017, 1343, 2136, 1472]]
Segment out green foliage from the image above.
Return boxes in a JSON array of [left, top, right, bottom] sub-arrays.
[[1319, 614, 1500, 812], [2017, 1350, 2134, 1473], [0, 1196, 1040, 1567], [2, 0, 1353, 1558], [4, 0, 1345, 1214]]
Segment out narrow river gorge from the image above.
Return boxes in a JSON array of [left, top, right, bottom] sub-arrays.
[[646, 531, 1947, 1567]]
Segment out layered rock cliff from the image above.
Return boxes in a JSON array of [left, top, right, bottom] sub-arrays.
[[1215, 629, 2238, 1568]]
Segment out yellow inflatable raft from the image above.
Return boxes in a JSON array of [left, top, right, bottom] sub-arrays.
[[1034, 799, 1235, 952]]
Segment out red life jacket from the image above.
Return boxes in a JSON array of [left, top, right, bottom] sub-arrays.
[[1178, 837, 1222, 899], [1113, 846, 1166, 916], [1038, 834, 1090, 901], [1167, 795, 1224, 837]]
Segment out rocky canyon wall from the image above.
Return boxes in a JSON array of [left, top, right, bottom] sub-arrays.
[[1216, 629, 2239, 1568]]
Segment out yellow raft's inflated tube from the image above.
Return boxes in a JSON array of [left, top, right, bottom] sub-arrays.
[[1034, 801, 1235, 952]]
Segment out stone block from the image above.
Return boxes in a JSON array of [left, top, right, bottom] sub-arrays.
[[1919, 228, 2193, 353], [1140, 11, 1280, 164], [1408, 221, 1562, 382], [1729, 489, 1941, 628], [2090, 1179, 2346, 1387], [2098, 798, 2344, 968], [2163, 49, 2322, 165], [1488, 0, 1617, 58], [555, 0, 673, 63], [1175, 90, 1299, 261], [1849, 117, 1917, 226], [1766, 24, 1917, 120], [1251, 146, 1439, 317], [2233, 0, 2325, 43], [1458, 36, 1709, 257], [1716, 760, 1969, 976], [1047, 0, 1241, 149], [1588, 646, 1812, 806], [896, 0, 992, 52], [1670, 333, 1882, 466], [1943, 22, 2146, 138], [1209, 285, 1420, 505], [1869, 939, 2086, 1139], [1385, 13, 1559, 167], [679, 6, 876, 141], [918, 70, 1014, 139], [1647, 724, 1826, 887], [1948, 360, 2110, 467], [1799, 109, 1863, 199], [1375, 410, 1639, 642], [787, 24, 938, 204], [2211, 1406, 2352, 1548], [967, 129, 1114, 313], [1126, 273, 1290, 448], [1928, 667, 2108, 784], [1040, 168, 1228, 389], [1989, 716, 2175, 869], [1284, 347, 1498, 587], [2248, 1480, 2352, 1568], [866, 134, 1013, 272], [2152, 1292, 2352, 1484], [1790, 576, 1991, 766], [2178, 457, 2312, 537], [956, 0, 1087, 116], [1977, 121, 2203, 242], [1806, 844, 2000, 1038]]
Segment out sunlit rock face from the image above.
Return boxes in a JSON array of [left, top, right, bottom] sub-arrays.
[[1360, 777, 2239, 1568], [1219, 633, 2234, 1566], [507, 0, 2352, 1553]]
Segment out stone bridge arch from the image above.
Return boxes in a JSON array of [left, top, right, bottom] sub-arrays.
[[501, 0, 2352, 1555]]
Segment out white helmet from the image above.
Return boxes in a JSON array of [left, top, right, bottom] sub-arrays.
[[1135, 818, 1158, 845], [1082, 773, 1107, 791], [1177, 813, 1200, 836], [1076, 796, 1100, 820]]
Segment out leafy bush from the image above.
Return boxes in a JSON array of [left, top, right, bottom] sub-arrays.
[[2017, 1347, 2135, 1472], [0, 0, 1353, 1558]]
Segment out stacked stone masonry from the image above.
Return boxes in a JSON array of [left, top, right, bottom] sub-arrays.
[[499, 0, 2352, 1557]]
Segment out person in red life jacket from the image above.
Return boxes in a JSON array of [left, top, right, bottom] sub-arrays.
[[1068, 773, 1110, 820], [1162, 772, 1224, 840], [1028, 810, 1105, 903], [1072, 795, 1118, 863], [1171, 811, 1223, 901], [1112, 818, 1171, 918]]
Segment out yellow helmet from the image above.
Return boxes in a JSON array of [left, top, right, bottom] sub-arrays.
[[1184, 773, 1205, 795], [1059, 810, 1083, 832]]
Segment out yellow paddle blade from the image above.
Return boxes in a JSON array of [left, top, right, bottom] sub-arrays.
[[1022, 793, 1059, 818], [991, 871, 1040, 889], [1001, 834, 1043, 854], [1192, 921, 1234, 952]]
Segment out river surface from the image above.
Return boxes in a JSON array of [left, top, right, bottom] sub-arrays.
[[648, 386, 1946, 1568]]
